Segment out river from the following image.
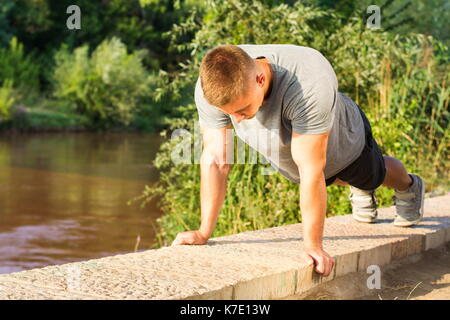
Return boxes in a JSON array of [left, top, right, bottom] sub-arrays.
[[0, 132, 164, 274]]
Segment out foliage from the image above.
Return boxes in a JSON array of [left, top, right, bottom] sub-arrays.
[[134, 0, 450, 248], [1, 0, 201, 131], [0, 37, 40, 92], [4, 0, 203, 71], [53, 37, 155, 128], [0, 0, 15, 47], [2, 0, 448, 133], [0, 79, 15, 121], [308, 0, 450, 45]]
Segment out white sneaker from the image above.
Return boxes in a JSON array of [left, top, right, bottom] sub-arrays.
[[393, 174, 425, 227], [349, 186, 378, 223]]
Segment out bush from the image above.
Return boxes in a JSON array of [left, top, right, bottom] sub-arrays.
[[53, 37, 155, 128], [0, 37, 40, 91], [0, 79, 15, 121]]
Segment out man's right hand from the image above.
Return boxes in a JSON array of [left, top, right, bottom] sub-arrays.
[[171, 230, 208, 246]]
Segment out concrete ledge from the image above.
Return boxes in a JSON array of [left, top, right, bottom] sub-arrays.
[[0, 194, 449, 300]]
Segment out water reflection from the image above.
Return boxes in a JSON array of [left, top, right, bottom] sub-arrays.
[[0, 132, 164, 274]]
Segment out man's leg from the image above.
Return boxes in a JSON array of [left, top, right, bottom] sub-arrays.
[[331, 101, 424, 226], [333, 178, 348, 186], [381, 156, 412, 191], [381, 156, 425, 226], [333, 156, 412, 191], [333, 155, 424, 226], [333, 177, 379, 223]]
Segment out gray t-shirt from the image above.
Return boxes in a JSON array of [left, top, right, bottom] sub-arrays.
[[195, 44, 365, 183]]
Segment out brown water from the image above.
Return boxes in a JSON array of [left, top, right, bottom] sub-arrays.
[[0, 132, 164, 274]]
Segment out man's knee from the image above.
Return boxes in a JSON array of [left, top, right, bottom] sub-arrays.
[[333, 178, 349, 186]]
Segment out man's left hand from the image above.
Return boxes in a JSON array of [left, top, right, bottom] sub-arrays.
[[303, 246, 335, 277]]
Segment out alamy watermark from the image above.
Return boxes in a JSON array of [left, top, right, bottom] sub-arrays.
[[367, 5, 381, 29], [66, 5, 81, 30], [366, 264, 381, 289]]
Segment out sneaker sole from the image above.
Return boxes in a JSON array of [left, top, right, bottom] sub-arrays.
[[353, 215, 377, 224], [393, 176, 425, 227]]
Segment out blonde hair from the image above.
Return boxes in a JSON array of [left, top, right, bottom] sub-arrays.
[[199, 45, 255, 107]]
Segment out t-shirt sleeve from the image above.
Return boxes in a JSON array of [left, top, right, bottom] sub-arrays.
[[195, 78, 232, 129], [286, 79, 336, 135]]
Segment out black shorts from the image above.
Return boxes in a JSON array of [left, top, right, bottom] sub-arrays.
[[325, 105, 386, 191]]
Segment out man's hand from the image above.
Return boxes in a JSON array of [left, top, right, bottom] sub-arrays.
[[171, 230, 208, 246], [303, 245, 335, 277]]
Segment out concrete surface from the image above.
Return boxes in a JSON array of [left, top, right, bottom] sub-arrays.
[[0, 194, 449, 300]]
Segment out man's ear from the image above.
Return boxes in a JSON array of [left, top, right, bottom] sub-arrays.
[[256, 72, 265, 87]]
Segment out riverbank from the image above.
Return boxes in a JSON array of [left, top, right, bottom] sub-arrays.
[[0, 104, 162, 133]]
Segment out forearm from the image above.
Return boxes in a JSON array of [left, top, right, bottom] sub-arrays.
[[199, 156, 231, 239], [300, 171, 327, 249]]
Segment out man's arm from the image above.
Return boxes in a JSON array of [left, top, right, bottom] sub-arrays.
[[172, 123, 233, 245], [291, 130, 335, 276]]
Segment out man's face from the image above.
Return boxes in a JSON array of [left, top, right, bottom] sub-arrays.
[[218, 71, 266, 123]]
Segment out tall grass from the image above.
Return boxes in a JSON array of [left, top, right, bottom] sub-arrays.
[[367, 42, 450, 191]]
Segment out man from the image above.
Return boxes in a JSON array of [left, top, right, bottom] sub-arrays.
[[171, 44, 425, 277]]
